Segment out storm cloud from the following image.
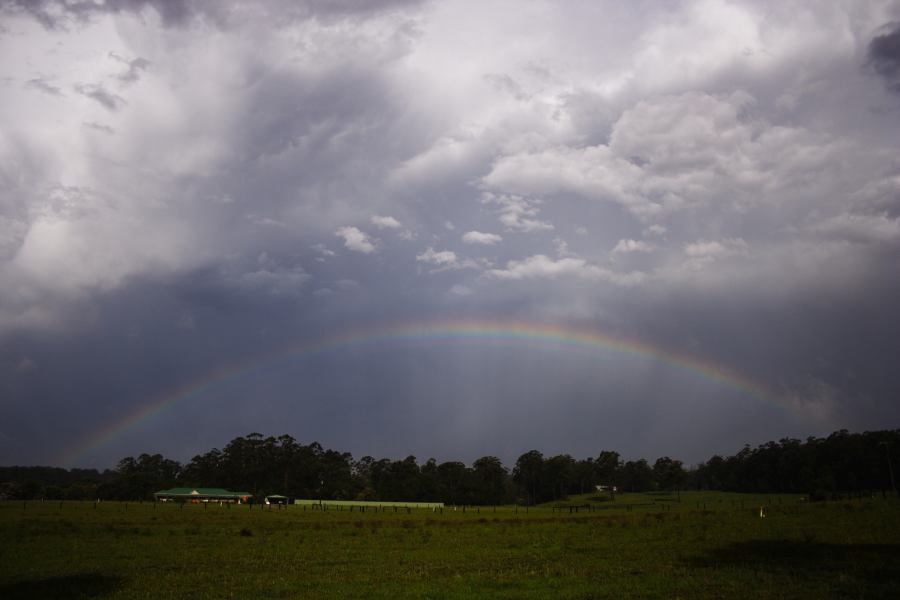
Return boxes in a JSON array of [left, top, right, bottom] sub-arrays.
[[1, 0, 899, 468], [869, 22, 900, 91]]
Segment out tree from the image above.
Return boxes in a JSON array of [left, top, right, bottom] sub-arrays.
[[419, 458, 441, 501], [572, 458, 595, 495], [181, 448, 223, 487], [513, 450, 544, 505], [472, 456, 509, 505], [544, 454, 576, 500], [595, 451, 621, 497], [437, 461, 470, 505], [619, 459, 654, 492], [652, 456, 686, 492], [99, 453, 181, 500]]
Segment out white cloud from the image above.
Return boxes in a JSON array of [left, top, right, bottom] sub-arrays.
[[488, 254, 644, 286], [335, 226, 377, 254], [462, 231, 502, 245], [311, 243, 336, 258], [245, 214, 287, 228], [10, 208, 199, 296], [684, 238, 749, 258], [389, 133, 490, 190], [644, 225, 667, 237], [489, 255, 589, 279], [371, 215, 414, 239], [481, 192, 553, 232], [481, 91, 852, 220], [806, 213, 900, 244], [449, 284, 473, 296], [237, 265, 310, 297], [680, 237, 749, 272], [554, 237, 573, 257], [627, 0, 765, 93], [612, 239, 655, 254], [482, 145, 646, 216], [416, 247, 457, 266], [371, 215, 402, 229]]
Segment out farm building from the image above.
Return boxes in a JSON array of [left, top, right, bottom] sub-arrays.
[[154, 487, 252, 503], [265, 494, 290, 505]]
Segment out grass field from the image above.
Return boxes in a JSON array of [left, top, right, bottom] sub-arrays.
[[1, 491, 898, 599]]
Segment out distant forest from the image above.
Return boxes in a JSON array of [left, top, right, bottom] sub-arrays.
[[2, 429, 898, 504]]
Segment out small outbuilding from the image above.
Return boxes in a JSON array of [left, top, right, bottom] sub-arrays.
[[265, 494, 290, 505], [154, 487, 252, 504]]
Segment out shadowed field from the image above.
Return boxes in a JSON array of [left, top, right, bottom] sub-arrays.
[[1, 492, 898, 599]]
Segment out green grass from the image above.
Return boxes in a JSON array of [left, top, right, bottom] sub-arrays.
[[293, 499, 445, 509], [1, 492, 898, 598]]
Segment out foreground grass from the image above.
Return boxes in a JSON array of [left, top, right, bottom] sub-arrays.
[[1, 492, 898, 599]]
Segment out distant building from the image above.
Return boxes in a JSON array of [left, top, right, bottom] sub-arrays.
[[265, 494, 290, 505], [154, 487, 252, 503]]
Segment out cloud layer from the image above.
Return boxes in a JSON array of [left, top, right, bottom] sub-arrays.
[[2, 0, 900, 467]]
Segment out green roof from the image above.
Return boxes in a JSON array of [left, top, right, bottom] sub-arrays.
[[154, 488, 252, 497]]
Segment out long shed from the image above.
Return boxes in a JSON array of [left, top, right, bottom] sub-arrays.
[[154, 487, 252, 503]]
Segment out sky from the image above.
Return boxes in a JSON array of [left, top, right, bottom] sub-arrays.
[[1, 0, 900, 470]]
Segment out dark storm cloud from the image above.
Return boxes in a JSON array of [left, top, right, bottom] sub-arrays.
[[82, 122, 115, 135], [108, 52, 150, 84], [24, 76, 62, 96], [270, 0, 430, 23], [621, 250, 900, 427], [73, 83, 125, 110], [0, 0, 428, 29], [868, 23, 900, 92], [0, 0, 194, 29]]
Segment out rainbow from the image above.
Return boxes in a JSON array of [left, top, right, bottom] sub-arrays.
[[61, 319, 780, 465]]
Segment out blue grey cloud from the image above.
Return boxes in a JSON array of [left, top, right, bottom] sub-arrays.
[[0, 0, 429, 29], [869, 23, 900, 92]]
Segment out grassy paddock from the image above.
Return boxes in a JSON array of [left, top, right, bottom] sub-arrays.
[[293, 499, 445, 510], [1, 492, 898, 599]]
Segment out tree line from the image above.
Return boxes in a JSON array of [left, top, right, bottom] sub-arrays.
[[1, 428, 898, 503]]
